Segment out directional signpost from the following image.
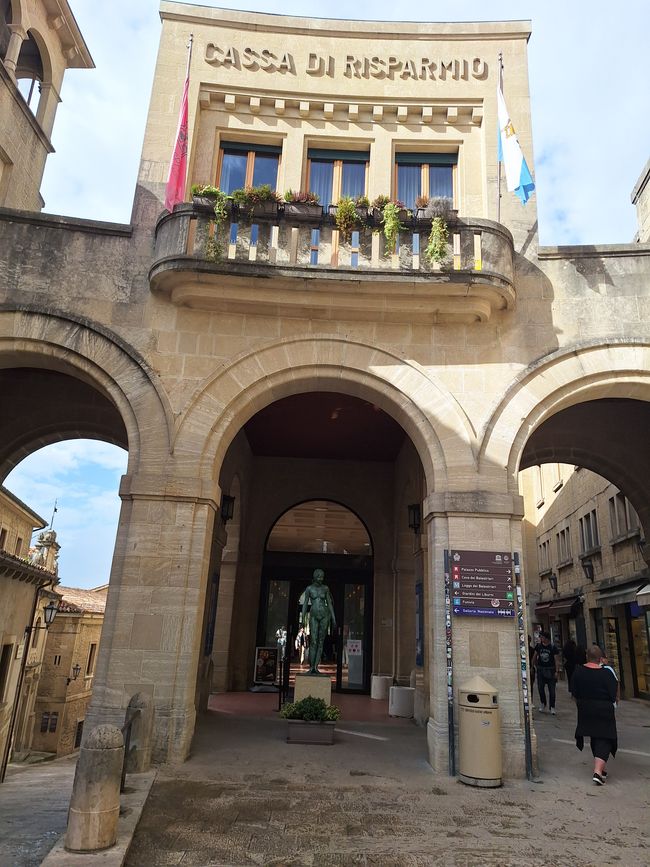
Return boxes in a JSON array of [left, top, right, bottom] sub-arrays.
[[449, 549, 515, 617]]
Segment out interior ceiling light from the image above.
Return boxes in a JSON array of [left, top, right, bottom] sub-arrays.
[[330, 407, 342, 420]]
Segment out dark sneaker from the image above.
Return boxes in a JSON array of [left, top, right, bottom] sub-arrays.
[[593, 772, 606, 785], [602, 770, 608, 778]]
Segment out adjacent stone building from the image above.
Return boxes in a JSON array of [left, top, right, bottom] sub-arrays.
[[0, 2, 649, 780], [521, 464, 650, 699], [31, 585, 107, 757], [0, 487, 58, 779]]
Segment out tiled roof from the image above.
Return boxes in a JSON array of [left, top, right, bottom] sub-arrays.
[[56, 585, 107, 614]]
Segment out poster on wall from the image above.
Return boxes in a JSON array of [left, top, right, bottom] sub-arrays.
[[253, 646, 279, 684]]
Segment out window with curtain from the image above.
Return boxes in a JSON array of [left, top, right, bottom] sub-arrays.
[[218, 142, 281, 193], [395, 153, 457, 210], [307, 149, 369, 209]]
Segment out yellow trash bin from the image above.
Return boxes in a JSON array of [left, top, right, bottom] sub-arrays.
[[458, 675, 502, 787]]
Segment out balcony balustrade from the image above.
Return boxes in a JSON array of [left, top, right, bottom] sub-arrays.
[[149, 203, 515, 323]]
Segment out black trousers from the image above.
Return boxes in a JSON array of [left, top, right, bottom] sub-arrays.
[[537, 671, 556, 708], [591, 737, 615, 762]]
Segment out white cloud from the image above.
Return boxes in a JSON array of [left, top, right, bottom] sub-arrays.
[[4, 441, 127, 589]]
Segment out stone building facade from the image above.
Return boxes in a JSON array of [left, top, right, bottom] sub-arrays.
[[0, 487, 58, 778], [521, 464, 650, 699], [0, 2, 649, 779], [31, 585, 106, 757]]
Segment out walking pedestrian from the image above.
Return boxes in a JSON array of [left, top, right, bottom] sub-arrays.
[[532, 632, 561, 714], [571, 644, 618, 785]]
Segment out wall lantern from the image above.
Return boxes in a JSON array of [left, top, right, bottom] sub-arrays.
[[548, 573, 558, 592], [220, 494, 235, 524], [407, 503, 421, 535], [67, 662, 82, 685], [581, 558, 594, 582], [43, 600, 59, 626]]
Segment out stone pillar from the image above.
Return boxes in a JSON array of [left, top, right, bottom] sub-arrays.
[[65, 725, 124, 853], [4, 26, 27, 78], [124, 692, 155, 773], [85, 475, 219, 764], [423, 489, 533, 779], [35, 81, 61, 139]]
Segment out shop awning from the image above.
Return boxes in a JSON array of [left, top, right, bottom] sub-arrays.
[[535, 596, 581, 616], [636, 584, 650, 606], [596, 581, 644, 608]]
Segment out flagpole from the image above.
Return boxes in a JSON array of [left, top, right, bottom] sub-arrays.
[[496, 52, 503, 224], [49, 499, 58, 530], [185, 32, 194, 78]]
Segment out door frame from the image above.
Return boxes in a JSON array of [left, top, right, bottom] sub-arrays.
[[258, 551, 374, 693]]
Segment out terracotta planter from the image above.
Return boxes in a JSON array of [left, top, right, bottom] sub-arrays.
[[283, 202, 323, 223], [286, 720, 336, 744]]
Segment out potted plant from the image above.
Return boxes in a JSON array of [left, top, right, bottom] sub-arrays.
[[191, 184, 229, 212], [231, 184, 280, 221], [332, 195, 358, 241], [419, 195, 457, 223], [280, 696, 341, 744], [381, 200, 407, 256], [283, 189, 322, 222], [425, 215, 450, 268]]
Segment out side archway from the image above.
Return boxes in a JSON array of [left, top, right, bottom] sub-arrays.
[[0, 308, 174, 477]]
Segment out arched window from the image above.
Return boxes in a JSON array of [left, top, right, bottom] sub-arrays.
[[15, 32, 44, 111]]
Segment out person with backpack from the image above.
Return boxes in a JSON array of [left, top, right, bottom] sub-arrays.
[[532, 632, 561, 714]]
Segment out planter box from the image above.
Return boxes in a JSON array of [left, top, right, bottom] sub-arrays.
[[235, 201, 279, 222], [372, 207, 410, 225], [415, 207, 458, 223], [192, 195, 219, 211], [283, 203, 323, 223], [286, 719, 336, 745]]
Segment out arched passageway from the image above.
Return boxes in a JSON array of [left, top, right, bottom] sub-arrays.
[[207, 391, 427, 703]]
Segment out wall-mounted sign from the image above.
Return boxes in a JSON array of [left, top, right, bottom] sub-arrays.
[[450, 550, 515, 618], [205, 44, 488, 82]]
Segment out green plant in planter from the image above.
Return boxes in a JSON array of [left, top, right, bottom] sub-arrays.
[[335, 195, 358, 241], [381, 201, 406, 255], [200, 188, 231, 263], [231, 184, 280, 219], [425, 215, 449, 266], [354, 195, 370, 209], [284, 189, 320, 204], [190, 183, 220, 198], [371, 194, 391, 212], [279, 696, 341, 722]]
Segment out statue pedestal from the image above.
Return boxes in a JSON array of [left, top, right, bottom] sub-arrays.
[[294, 673, 332, 705]]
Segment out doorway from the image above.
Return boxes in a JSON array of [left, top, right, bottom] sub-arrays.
[[258, 500, 373, 693]]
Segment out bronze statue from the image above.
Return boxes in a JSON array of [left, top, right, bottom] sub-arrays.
[[301, 568, 336, 675]]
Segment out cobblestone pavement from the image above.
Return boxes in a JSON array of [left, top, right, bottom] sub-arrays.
[[125, 699, 650, 867], [0, 754, 76, 866]]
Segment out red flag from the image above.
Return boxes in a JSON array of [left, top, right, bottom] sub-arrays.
[[164, 71, 189, 212]]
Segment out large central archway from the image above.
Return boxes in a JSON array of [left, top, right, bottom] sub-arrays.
[[205, 389, 428, 705]]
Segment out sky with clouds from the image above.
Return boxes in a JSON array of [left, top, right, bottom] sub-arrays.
[[7, 1, 648, 588]]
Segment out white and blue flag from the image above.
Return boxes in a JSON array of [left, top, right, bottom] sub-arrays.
[[497, 84, 535, 205]]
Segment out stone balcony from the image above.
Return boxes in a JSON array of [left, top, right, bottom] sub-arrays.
[[149, 203, 515, 323]]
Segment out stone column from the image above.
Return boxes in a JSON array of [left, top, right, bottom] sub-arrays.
[[423, 489, 533, 779], [65, 725, 124, 852], [4, 25, 27, 79], [85, 473, 219, 764]]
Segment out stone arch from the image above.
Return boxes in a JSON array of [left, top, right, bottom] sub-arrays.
[[0, 308, 173, 477], [21, 26, 52, 85], [479, 340, 650, 491], [175, 336, 476, 493]]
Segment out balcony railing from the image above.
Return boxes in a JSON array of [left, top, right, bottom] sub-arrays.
[[149, 203, 515, 323]]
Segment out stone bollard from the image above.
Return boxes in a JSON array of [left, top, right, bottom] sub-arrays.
[[125, 692, 155, 773], [65, 725, 124, 853]]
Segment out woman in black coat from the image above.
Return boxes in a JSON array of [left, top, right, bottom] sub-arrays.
[[571, 644, 618, 785]]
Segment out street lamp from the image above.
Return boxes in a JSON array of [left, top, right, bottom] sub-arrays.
[[43, 600, 59, 626]]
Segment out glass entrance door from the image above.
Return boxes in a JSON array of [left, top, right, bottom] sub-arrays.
[[337, 582, 368, 692]]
